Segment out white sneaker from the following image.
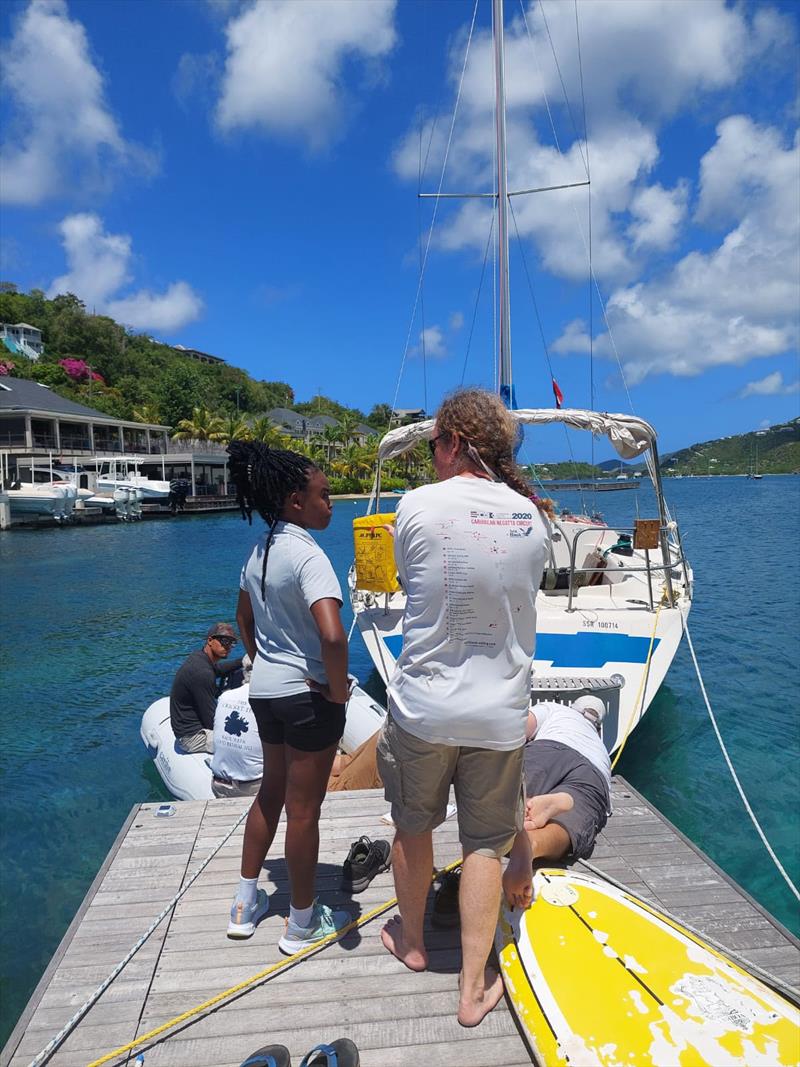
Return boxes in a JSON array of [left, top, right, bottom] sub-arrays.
[[227, 888, 269, 939], [278, 900, 351, 955]]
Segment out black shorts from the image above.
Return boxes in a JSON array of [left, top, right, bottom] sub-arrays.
[[249, 691, 346, 752], [523, 739, 610, 860]]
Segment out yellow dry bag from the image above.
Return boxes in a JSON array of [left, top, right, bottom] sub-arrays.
[[353, 514, 399, 594]]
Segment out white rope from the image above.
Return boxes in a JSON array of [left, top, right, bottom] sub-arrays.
[[28, 805, 250, 1067], [389, 0, 480, 420], [682, 622, 800, 903]]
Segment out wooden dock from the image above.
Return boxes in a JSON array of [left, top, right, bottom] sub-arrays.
[[5, 780, 798, 1067]]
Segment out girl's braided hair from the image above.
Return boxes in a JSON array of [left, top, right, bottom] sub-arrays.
[[227, 440, 320, 600]]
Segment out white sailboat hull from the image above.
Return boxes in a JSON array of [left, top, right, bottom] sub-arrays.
[[353, 517, 692, 754]]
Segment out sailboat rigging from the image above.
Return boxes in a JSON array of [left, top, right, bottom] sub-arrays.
[[350, 0, 693, 754]]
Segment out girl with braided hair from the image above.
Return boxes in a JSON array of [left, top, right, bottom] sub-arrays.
[[226, 441, 350, 952]]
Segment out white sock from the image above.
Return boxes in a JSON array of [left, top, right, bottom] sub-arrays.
[[290, 902, 314, 928], [237, 876, 258, 908]]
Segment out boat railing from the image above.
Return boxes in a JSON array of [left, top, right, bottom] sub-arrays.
[[562, 523, 690, 613]]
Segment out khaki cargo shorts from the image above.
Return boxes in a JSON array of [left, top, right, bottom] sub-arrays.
[[376, 716, 524, 859]]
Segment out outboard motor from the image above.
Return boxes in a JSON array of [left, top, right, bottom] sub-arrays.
[[168, 478, 190, 514], [129, 488, 143, 520], [113, 487, 131, 521]]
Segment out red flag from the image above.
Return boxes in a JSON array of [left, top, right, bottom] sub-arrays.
[[552, 378, 564, 408]]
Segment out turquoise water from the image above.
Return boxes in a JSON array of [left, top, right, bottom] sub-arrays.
[[2, 476, 799, 1043]]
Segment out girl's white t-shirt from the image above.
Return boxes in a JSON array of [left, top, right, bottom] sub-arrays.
[[240, 522, 342, 699], [388, 477, 549, 750]]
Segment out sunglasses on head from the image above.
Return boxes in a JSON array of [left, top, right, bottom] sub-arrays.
[[428, 433, 445, 457]]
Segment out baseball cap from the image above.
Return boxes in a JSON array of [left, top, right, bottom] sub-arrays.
[[207, 622, 237, 641], [572, 694, 607, 724]]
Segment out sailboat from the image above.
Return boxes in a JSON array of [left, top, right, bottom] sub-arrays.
[[748, 433, 765, 479], [349, 0, 693, 754]]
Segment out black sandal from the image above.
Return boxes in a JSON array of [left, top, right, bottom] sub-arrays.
[[299, 1038, 360, 1067], [240, 1045, 291, 1067]]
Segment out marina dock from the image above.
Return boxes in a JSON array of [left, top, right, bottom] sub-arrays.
[[5, 780, 798, 1067]]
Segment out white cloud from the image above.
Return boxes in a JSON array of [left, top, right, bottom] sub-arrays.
[[0, 0, 155, 205], [553, 117, 799, 383], [740, 372, 800, 398], [628, 182, 688, 251], [48, 214, 203, 332], [415, 325, 446, 359], [215, 0, 397, 150], [392, 0, 792, 285], [450, 311, 464, 331]]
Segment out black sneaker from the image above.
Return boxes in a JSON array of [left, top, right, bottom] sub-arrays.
[[431, 866, 461, 928], [342, 836, 391, 893]]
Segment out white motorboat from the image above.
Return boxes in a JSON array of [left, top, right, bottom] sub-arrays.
[[141, 683, 388, 802], [4, 479, 72, 521], [96, 457, 171, 501], [350, 0, 693, 756]]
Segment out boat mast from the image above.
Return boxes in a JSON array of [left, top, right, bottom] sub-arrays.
[[493, 0, 513, 408]]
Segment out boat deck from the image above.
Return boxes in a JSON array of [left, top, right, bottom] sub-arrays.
[[5, 780, 798, 1067]]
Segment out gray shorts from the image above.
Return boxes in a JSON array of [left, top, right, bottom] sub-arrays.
[[523, 739, 610, 860], [376, 716, 524, 859]]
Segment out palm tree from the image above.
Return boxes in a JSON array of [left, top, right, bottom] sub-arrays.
[[320, 424, 341, 462], [336, 412, 361, 446], [132, 402, 163, 425], [248, 416, 293, 448], [215, 414, 252, 444], [171, 407, 225, 443]]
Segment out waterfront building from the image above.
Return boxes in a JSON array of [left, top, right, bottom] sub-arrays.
[[0, 378, 230, 497]]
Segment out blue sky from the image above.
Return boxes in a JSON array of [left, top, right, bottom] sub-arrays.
[[1, 0, 798, 458]]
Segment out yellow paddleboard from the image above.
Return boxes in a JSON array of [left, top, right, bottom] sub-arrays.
[[496, 867, 800, 1066]]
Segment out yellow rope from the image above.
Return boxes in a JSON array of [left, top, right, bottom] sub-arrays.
[[610, 591, 668, 772], [86, 859, 463, 1067]]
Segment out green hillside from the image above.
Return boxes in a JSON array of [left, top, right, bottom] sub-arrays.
[[661, 421, 800, 475], [0, 286, 379, 427]]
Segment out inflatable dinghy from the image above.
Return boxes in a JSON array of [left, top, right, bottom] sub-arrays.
[[141, 682, 387, 801]]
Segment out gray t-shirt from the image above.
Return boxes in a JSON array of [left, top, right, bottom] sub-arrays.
[[240, 522, 342, 698]]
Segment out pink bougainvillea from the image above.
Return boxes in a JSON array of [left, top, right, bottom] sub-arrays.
[[0, 359, 14, 376], [58, 358, 104, 384]]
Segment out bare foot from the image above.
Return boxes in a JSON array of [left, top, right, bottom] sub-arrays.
[[525, 791, 574, 831], [458, 966, 504, 1027], [503, 852, 533, 910], [380, 915, 427, 972]]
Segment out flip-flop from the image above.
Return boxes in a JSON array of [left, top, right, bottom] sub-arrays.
[[240, 1045, 291, 1067], [299, 1039, 360, 1067]]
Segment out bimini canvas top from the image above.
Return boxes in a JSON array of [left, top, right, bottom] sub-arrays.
[[377, 408, 656, 463]]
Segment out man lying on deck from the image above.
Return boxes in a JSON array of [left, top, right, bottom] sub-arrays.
[[503, 694, 612, 909]]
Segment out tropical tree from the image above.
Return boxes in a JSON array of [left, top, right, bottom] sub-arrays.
[[215, 414, 252, 444], [132, 402, 163, 425], [336, 412, 361, 446], [171, 406, 226, 442], [320, 424, 341, 462], [248, 416, 292, 448]]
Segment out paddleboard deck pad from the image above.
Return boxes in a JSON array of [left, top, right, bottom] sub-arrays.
[[496, 867, 799, 1066]]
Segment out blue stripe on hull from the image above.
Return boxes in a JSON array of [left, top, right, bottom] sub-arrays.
[[381, 631, 659, 669]]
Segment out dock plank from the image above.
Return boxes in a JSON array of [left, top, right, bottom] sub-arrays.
[[4, 778, 799, 1067]]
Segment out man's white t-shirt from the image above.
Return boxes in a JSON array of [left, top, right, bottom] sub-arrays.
[[388, 476, 549, 750], [210, 686, 263, 782], [240, 522, 342, 698], [531, 701, 612, 788]]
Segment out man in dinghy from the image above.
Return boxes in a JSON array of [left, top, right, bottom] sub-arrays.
[[503, 694, 612, 910], [377, 388, 549, 1028], [169, 623, 243, 753]]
